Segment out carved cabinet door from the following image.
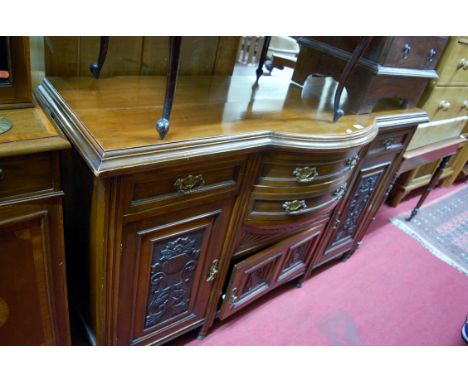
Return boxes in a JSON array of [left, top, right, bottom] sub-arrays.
[[315, 160, 392, 266], [117, 202, 231, 345], [219, 225, 322, 320]]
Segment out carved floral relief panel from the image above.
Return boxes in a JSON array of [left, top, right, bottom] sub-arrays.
[[144, 229, 205, 329]]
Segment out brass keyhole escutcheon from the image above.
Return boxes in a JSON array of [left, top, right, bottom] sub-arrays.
[[230, 288, 238, 304], [206, 259, 219, 282], [0, 117, 13, 135]]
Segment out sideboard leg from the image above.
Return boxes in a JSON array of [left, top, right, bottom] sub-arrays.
[[156, 36, 182, 140], [197, 326, 208, 341]]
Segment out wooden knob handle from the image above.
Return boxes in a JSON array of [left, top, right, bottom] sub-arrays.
[[438, 100, 451, 111], [458, 58, 468, 70]]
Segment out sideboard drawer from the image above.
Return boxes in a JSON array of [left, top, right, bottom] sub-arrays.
[[0, 153, 55, 203], [122, 157, 244, 214], [257, 150, 360, 189], [422, 86, 468, 121], [367, 130, 409, 157], [219, 225, 322, 320], [248, 181, 348, 225]]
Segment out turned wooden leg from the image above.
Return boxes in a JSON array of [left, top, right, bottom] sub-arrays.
[[406, 155, 451, 221]]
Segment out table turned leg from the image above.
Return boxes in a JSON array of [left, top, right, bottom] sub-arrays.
[[406, 155, 451, 221]]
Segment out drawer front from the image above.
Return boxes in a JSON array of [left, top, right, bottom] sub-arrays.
[[257, 150, 361, 189], [248, 179, 348, 224], [219, 226, 322, 320], [437, 37, 468, 86], [0, 153, 55, 203], [367, 129, 410, 158], [422, 86, 468, 121], [121, 157, 244, 214], [380, 37, 448, 69]]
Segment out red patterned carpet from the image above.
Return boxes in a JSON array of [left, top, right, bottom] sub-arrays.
[[171, 181, 468, 345]]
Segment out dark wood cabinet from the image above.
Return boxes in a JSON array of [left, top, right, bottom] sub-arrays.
[[0, 108, 70, 345], [36, 66, 429, 345]]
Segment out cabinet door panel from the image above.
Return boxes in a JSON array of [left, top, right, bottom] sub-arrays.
[[220, 226, 322, 320], [118, 203, 231, 345], [316, 161, 391, 266], [0, 211, 55, 345]]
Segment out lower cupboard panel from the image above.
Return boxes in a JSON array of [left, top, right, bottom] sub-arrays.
[[219, 224, 323, 320], [116, 201, 233, 345]]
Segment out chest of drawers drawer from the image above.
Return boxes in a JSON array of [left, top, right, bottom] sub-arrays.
[[0, 152, 55, 203], [375, 37, 448, 70], [421, 86, 468, 121], [437, 37, 468, 86]]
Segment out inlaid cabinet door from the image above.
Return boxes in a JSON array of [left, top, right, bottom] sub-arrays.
[[118, 202, 231, 345], [0, 202, 69, 345]]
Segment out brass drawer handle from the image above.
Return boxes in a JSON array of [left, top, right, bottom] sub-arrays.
[[345, 154, 360, 171], [293, 166, 318, 183], [230, 288, 238, 304], [458, 58, 468, 70], [383, 138, 395, 150], [0, 168, 4, 181], [206, 259, 219, 282], [174, 174, 205, 194], [282, 200, 307, 214], [333, 184, 347, 200], [438, 100, 451, 111]]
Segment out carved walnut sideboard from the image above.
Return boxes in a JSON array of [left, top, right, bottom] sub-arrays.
[[35, 72, 427, 345]]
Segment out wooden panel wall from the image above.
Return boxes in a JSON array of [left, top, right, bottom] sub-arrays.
[[44, 37, 240, 77]]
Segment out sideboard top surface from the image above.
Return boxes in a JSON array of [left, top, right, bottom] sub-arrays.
[[35, 73, 427, 176]]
